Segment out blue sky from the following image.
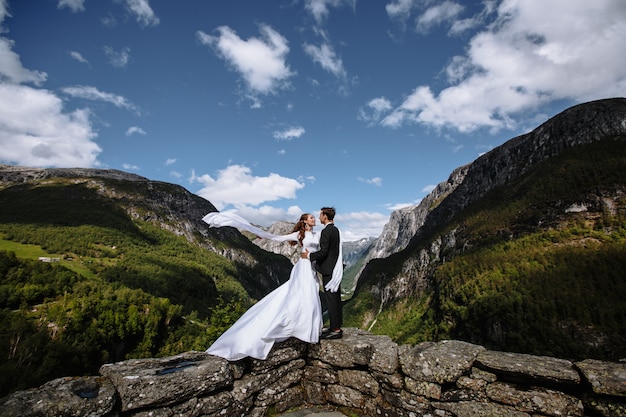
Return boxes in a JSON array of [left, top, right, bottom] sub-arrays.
[[1, 0, 625, 240]]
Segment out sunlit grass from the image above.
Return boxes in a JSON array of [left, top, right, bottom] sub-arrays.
[[0, 235, 96, 279]]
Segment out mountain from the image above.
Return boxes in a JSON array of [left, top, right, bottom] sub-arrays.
[[0, 165, 293, 300], [1, 98, 625, 397], [0, 165, 293, 395], [346, 98, 626, 361]]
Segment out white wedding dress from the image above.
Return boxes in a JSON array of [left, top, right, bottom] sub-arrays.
[[202, 212, 323, 361]]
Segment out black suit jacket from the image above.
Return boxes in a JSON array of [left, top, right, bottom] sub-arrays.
[[310, 223, 340, 277]]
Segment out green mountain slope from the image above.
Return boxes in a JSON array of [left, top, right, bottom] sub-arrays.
[[0, 173, 292, 396], [346, 137, 626, 361]]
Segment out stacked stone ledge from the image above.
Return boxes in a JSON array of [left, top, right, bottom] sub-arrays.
[[1, 328, 625, 417]]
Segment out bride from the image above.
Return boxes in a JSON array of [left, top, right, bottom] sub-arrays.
[[202, 211, 323, 361]]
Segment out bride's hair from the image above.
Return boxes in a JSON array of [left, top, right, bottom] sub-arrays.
[[289, 213, 310, 246]]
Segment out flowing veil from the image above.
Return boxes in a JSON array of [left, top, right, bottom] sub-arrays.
[[202, 211, 283, 240]]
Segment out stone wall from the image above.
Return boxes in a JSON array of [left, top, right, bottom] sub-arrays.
[[1, 328, 625, 417]]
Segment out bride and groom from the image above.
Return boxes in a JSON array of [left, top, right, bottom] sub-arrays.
[[201, 207, 344, 361]]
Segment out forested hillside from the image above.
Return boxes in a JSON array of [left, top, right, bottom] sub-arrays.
[[346, 136, 626, 361], [0, 173, 292, 397]]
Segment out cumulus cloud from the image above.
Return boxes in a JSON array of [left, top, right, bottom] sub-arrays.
[[0, 7, 101, 169], [194, 164, 304, 210], [376, 0, 626, 133], [197, 24, 294, 98], [0, 38, 47, 85], [165, 158, 176, 166], [0, 83, 101, 167], [273, 126, 305, 141]]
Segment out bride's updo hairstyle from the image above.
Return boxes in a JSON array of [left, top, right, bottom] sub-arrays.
[[289, 213, 310, 246]]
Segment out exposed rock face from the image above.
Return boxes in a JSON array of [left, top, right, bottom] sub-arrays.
[[2, 330, 624, 417], [0, 164, 150, 183], [365, 98, 626, 263], [355, 98, 626, 305], [368, 164, 469, 262], [252, 221, 302, 264]]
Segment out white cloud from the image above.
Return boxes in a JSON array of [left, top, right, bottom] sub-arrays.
[[104, 46, 131, 68], [304, 0, 356, 25], [303, 42, 346, 78], [69, 50, 89, 65], [357, 96, 393, 124], [126, 126, 146, 136], [62, 85, 140, 113], [386, 0, 416, 22], [415, 1, 464, 34], [359, 176, 383, 186], [376, 0, 626, 133], [165, 158, 176, 166], [122, 163, 139, 170], [194, 164, 304, 210], [123, 0, 160, 28], [197, 24, 294, 97], [336, 211, 389, 240], [101, 13, 117, 28], [0, 0, 9, 27], [0, 38, 47, 85], [57, 0, 86, 12], [273, 126, 305, 141], [0, 83, 101, 167]]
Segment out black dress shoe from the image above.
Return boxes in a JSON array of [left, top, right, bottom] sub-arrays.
[[321, 329, 343, 340], [321, 328, 331, 337]]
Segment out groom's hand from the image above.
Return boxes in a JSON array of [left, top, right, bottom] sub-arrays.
[[301, 249, 309, 259]]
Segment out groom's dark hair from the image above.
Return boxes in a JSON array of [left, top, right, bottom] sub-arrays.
[[321, 207, 335, 221]]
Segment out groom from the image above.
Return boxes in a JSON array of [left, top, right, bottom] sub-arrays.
[[302, 207, 343, 340]]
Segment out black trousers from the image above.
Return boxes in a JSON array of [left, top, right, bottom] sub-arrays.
[[322, 274, 342, 330]]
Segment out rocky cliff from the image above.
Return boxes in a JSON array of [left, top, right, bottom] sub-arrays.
[[346, 98, 626, 360], [362, 97, 626, 268], [2, 330, 624, 417], [367, 164, 469, 262]]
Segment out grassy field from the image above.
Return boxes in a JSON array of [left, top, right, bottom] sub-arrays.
[[0, 236, 96, 278]]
